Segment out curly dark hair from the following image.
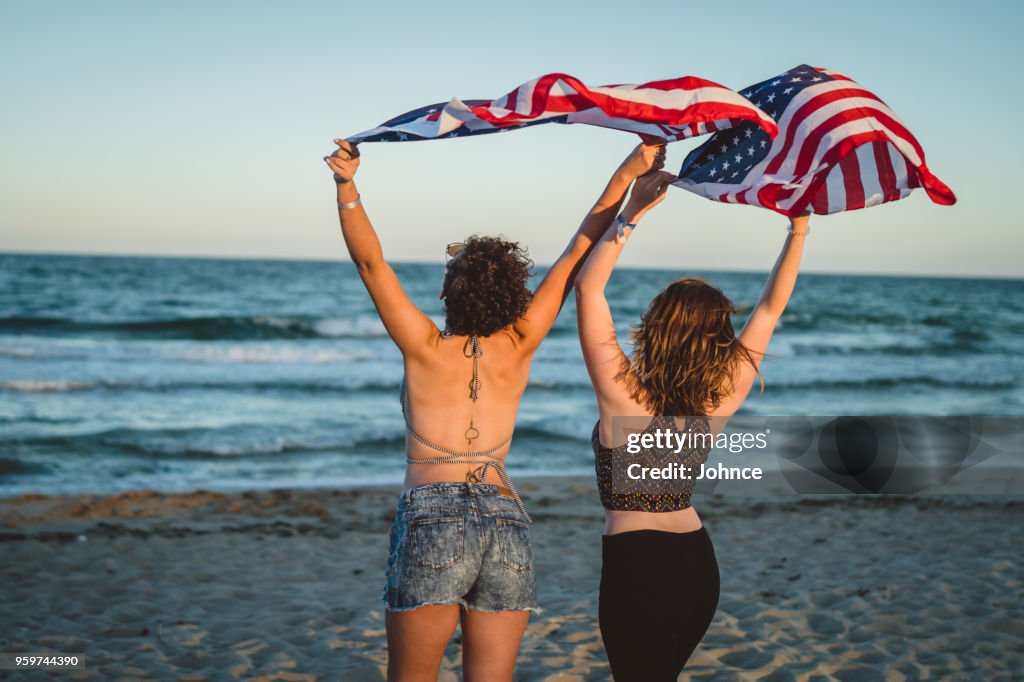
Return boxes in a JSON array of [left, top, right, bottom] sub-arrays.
[[442, 235, 534, 336]]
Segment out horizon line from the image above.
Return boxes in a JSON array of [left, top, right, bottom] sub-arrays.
[[1, 248, 1021, 283]]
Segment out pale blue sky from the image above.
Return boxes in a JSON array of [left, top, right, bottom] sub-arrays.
[[1, 0, 1021, 277]]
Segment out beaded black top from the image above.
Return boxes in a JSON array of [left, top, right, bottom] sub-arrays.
[[592, 415, 712, 512]]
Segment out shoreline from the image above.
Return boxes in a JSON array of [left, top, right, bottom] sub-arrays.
[[2, 473, 1020, 528], [2, 478, 1022, 680]]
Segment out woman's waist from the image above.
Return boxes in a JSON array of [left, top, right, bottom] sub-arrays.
[[402, 461, 512, 492], [603, 506, 703, 535]]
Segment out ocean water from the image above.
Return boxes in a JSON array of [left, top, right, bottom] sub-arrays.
[[1, 253, 1022, 497]]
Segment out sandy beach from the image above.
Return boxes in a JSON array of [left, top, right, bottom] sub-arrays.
[[1, 478, 1021, 681]]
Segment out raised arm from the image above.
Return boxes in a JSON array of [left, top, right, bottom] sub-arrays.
[[574, 171, 676, 413], [511, 142, 666, 351], [712, 213, 810, 417], [325, 140, 438, 356]]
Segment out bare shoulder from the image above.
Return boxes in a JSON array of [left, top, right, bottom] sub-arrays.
[[493, 325, 540, 363]]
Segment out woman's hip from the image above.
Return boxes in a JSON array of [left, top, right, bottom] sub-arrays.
[[601, 526, 719, 587]]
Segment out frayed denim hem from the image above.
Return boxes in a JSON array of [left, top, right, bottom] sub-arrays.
[[383, 598, 469, 613], [462, 604, 543, 616], [383, 598, 542, 616]]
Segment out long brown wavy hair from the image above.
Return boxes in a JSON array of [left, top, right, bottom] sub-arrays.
[[616, 278, 764, 416]]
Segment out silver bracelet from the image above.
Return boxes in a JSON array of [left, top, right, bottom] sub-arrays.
[[337, 194, 361, 210], [788, 225, 809, 237]]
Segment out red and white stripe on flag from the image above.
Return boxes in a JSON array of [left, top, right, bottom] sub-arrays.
[[347, 72, 778, 144], [673, 66, 956, 216]]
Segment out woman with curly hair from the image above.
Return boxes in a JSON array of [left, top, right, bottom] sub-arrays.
[[574, 172, 809, 681], [324, 138, 666, 682]]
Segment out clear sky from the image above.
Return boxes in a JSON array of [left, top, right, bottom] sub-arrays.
[[1, 0, 1021, 278]]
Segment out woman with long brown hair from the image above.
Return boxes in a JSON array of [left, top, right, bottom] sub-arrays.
[[574, 171, 809, 681], [324, 139, 667, 681]]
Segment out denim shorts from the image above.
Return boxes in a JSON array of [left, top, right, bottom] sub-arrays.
[[383, 482, 540, 614]]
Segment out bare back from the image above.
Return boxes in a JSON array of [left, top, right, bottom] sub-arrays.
[[401, 328, 533, 490]]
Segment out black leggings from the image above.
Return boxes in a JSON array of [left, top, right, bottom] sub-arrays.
[[599, 527, 720, 681]]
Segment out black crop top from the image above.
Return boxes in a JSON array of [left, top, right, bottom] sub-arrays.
[[592, 415, 712, 512]]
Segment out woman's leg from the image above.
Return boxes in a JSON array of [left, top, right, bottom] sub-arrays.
[[599, 528, 720, 681], [600, 532, 673, 680], [673, 528, 720, 670], [461, 608, 531, 682], [383, 485, 478, 680], [457, 491, 537, 680], [385, 604, 461, 682]]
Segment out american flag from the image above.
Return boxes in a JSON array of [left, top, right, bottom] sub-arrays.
[[673, 65, 957, 216], [346, 72, 778, 144]]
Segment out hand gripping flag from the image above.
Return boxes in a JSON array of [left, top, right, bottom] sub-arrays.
[[346, 72, 778, 144], [673, 65, 956, 216]]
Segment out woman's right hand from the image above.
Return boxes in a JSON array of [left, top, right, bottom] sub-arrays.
[[621, 170, 676, 223], [618, 141, 667, 179], [324, 139, 361, 184]]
